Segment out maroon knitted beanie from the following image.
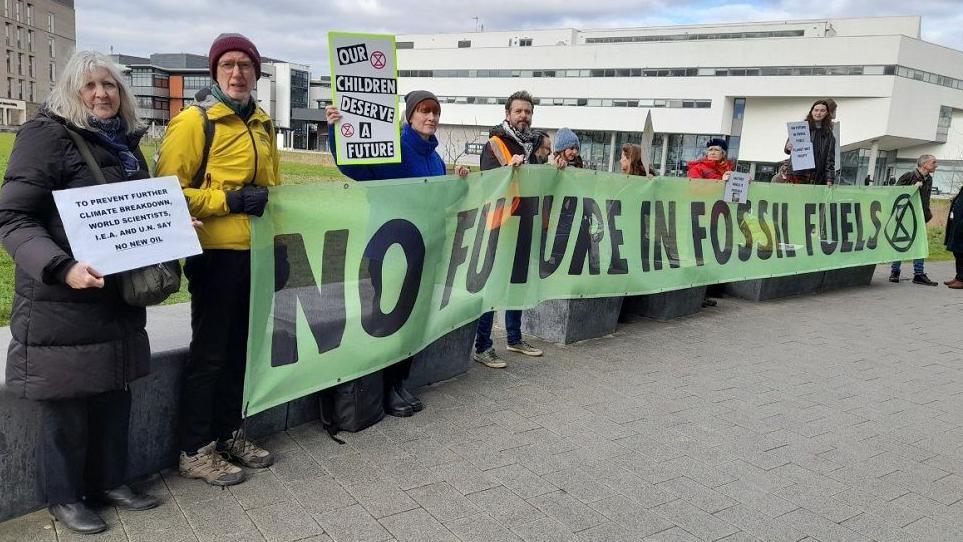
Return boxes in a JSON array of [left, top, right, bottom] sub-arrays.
[[209, 33, 261, 79]]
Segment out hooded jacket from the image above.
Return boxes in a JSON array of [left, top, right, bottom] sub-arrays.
[[0, 112, 151, 400], [156, 92, 280, 250], [328, 123, 446, 181]]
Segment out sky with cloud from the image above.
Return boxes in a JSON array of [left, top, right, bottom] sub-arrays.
[[75, 0, 962, 75]]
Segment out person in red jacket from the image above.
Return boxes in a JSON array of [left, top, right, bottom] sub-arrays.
[[686, 138, 732, 308], [687, 138, 734, 181]]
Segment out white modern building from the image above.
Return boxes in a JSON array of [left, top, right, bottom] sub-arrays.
[[396, 16, 963, 192]]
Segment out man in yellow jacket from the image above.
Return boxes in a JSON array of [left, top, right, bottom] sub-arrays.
[[156, 33, 279, 487]]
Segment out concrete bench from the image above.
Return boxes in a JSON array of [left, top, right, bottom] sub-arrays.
[[0, 304, 475, 522]]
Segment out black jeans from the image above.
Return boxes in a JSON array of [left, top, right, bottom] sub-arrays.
[[179, 250, 250, 454], [955, 252, 963, 280], [383, 357, 413, 392], [40, 389, 131, 505]]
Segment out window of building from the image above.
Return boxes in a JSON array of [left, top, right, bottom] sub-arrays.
[[27, 54, 32, 77], [14, 0, 21, 22], [152, 96, 169, 110], [152, 74, 169, 88], [17, 52, 23, 75], [2, 0, 7, 17], [19, 78, 25, 99], [519, 38, 532, 46], [129, 68, 152, 87], [6, 77, 12, 98], [291, 68, 309, 108], [47, 60, 53, 81], [25, 3, 31, 25], [936, 106, 953, 143], [457, 40, 471, 48], [135, 95, 152, 109], [4, 24, 9, 47], [25, 29, 31, 51], [47, 35, 52, 57], [396, 41, 413, 49], [46, 10, 53, 33], [28, 79, 32, 101], [15, 26, 21, 48]]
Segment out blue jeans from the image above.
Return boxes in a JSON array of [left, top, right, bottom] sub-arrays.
[[891, 259, 924, 275], [475, 310, 522, 353]]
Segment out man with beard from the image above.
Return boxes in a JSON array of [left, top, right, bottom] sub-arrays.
[[473, 90, 544, 369]]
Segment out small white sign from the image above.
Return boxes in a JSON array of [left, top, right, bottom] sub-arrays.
[[724, 172, 751, 204], [53, 176, 202, 275], [787, 121, 816, 171]]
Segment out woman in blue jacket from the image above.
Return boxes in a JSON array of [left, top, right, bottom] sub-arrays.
[[325, 90, 468, 417]]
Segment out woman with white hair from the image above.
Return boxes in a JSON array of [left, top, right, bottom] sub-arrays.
[[0, 50, 159, 533]]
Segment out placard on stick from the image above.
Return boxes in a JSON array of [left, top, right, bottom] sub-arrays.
[[329, 31, 400, 165], [53, 176, 202, 275]]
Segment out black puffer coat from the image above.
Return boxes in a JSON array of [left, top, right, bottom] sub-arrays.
[[0, 112, 151, 400]]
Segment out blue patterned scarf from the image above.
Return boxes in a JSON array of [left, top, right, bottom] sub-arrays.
[[87, 115, 141, 175]]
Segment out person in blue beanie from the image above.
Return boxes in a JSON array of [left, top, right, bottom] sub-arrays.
[[325, 91, 468, 418], [553, 127, 583, 168]]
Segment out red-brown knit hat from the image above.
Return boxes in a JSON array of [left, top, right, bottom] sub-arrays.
[[209, 33, 261, 79]]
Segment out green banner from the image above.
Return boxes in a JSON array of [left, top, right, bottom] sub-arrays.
[[244, 167, 927, 416]]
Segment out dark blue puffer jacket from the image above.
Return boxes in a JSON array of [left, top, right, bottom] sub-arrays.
[[328, 123, 447, 181]]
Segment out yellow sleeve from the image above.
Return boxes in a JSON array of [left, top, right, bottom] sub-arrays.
[[156, 108, 230, 218]]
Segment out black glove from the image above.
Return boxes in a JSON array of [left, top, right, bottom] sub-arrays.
[[225, 185, 269, 217]]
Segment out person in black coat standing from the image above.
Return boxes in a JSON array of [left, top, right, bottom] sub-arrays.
[[0, 51, 159, 534], [784, 100, 836, 185], [945, 188, 963, 289]]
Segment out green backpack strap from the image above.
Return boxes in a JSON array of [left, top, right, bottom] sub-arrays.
[[64, 127, 107, 185], [190, 104, 215, 189]]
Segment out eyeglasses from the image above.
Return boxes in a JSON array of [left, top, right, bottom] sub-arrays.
[[218, 61, 254, 73]]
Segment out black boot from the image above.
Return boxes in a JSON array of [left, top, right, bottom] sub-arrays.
[[395, 383, 424, 413], [49, 502, 107, 534], [385, 386, 414, 417], [100, 485, 160, 511]]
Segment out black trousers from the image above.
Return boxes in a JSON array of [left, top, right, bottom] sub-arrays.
[[179, 250, 250, 454], [383, 357, 413, 393], [40, 389, 131, 505], [955, 252, 963, 280]]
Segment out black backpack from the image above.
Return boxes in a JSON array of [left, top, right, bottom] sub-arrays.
[[318, 371, 385, 443]]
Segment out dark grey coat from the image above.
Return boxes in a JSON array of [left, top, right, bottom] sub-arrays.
[[0, 112, 150, 400], [946, 190, 963, 254]]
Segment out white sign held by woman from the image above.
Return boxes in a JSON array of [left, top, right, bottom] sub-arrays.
[[329, 31, 400, 165], [724, 172, 751, 204], [53, 176, 202, 275], [787, 121, 815, 171]]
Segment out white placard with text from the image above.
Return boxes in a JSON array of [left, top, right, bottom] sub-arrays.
[[787, 121, 816, 171], [53, 176, 202, 275], [724, 172, 751, 204]]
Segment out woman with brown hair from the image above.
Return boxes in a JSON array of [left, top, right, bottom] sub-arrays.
[[619, 143, 648, 176], [784, 99, 836, 185]]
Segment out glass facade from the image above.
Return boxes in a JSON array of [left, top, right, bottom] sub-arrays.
[[585, 30, 805, 43], [435, 95, 710, 109], [400, 64, 963, 90], [291, 69, 309, 109]]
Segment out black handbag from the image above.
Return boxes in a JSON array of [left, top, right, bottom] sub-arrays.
[[64, 127, 182, 307], [319, 371, 385, 442]]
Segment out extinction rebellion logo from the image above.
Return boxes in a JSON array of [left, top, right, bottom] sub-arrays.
[[884, 194, 917, 252]]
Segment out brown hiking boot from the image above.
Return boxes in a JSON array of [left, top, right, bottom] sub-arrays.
[[222, 430, 275, 469], [179, 441, 246, 486]]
